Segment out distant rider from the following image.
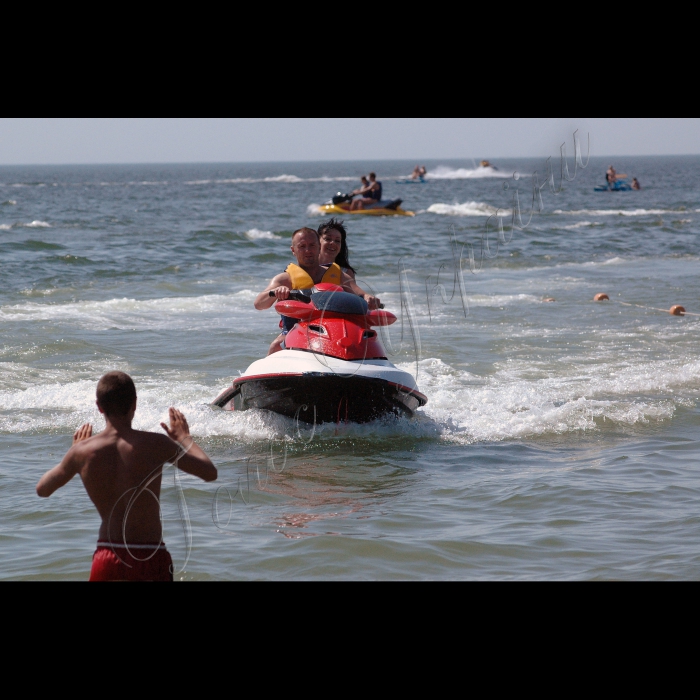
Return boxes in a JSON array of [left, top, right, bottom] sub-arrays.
[[606, 165, 617, 189], [350, 172, 382, 210], [351, 175, 370, 199]]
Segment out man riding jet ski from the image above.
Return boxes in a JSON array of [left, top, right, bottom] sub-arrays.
[[253, 226, 381, 355], [212, 227, 427, 423]]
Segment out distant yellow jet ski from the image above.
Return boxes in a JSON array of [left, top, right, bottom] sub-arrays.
[[318, 192, 415, 217]]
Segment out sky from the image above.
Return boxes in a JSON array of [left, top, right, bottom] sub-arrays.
[[1, 118, 698, 165]]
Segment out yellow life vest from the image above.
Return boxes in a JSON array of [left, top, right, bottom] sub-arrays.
[[285, 262, 342, 289]]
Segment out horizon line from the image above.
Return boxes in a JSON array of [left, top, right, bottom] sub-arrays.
[[1, 153, 698, 168]]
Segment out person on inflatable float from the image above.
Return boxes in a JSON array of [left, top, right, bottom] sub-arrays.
[[254, 227, 381, 355]]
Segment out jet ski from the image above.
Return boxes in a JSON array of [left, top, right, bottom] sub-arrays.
[[594, 178, 632, 191], [212, 284, 427, 423], [318, 192, 415, 217]]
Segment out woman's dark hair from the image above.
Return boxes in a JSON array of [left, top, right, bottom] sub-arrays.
[[318, 218, 355, 274]]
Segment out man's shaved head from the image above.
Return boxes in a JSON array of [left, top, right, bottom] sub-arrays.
[[290, 227, 320, 268], [292, 227, 319, 243]]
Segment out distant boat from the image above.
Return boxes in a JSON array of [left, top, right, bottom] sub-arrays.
[[318, 193, 414, 216], [396, 177, 426, 184], [594, 178, 632, 192]]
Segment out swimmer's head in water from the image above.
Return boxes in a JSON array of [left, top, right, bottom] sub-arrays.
[[96, 371, 137, 417]]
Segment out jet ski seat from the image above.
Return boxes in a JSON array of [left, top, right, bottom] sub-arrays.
[[311, 291, 369, 315], [369, 199, 402, 210]]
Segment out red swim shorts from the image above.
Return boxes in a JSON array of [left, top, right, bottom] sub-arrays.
[[89, 542, 174, 582]]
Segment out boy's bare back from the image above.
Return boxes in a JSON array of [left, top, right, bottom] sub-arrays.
[[37, 407, 217, 545], [36, 372, 217, 581]]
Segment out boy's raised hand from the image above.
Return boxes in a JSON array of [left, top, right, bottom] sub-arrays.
[[160, 407, 191, 444], [73, 423, 93, 445]]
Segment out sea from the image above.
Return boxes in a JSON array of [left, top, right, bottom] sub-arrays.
[[2, 154, 700, 580]]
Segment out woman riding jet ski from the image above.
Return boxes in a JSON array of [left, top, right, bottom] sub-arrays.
[[212, 283, 427, 424]]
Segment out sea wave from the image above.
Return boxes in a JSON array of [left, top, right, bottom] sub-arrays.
[[427, 165, 512, 180], [0, 221, 52, 229], [407, 356, 700, 445], [561, 221, 598, 230], [245, 228, 281, 240], [554, 208, 684, 217], [0, 290, 260, 330], [2, 354, 697, 444], [426, 201, 511, 217], [184, 176, 357, 185]]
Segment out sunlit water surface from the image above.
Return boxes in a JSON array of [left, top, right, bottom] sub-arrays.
[[2, 156, 700, 579]]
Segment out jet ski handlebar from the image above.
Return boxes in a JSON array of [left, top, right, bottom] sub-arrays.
[[269, 290, 311, 304], [269, 289, 384, 308]]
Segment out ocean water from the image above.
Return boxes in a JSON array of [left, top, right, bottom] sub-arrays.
[[2, 155, 700, 580]]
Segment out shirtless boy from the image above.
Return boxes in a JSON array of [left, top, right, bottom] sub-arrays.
[[254, 227, 381, 355], [36, 371, 217, 581]]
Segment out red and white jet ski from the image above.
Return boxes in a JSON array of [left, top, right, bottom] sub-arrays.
[[212, 283, 427, 424]]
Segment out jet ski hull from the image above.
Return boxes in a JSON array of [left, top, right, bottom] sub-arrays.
[[594, 179, 632, 191], [213, 350, 427, 424], [224, 373, 424, 423], [318, 203, 415, 217]]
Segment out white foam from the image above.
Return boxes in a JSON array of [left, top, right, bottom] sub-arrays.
[[262, 174, 304, 183], [245, 228, 281, 240], [0, 220, 51, 228], [427, 165, 512, 179], [2, 200, 17, 205], [427, 201, 510, 217], [0, 290, 260, 330], [185, 176, 357, 186], [408, 355, 700, 445], [307, 204, 323, 217], [3, 353, 695, 444], [440, 293, 539, 308], [555, 208, 681, 217], [562, 220, 596, 230]]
